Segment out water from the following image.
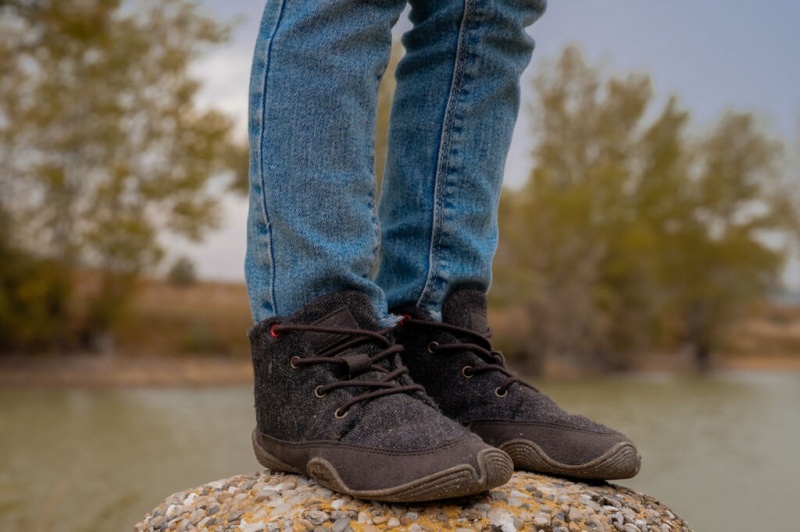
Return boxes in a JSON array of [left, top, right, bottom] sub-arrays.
[[1, 372, 798, 532]]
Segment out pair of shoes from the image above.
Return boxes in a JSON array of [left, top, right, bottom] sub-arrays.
[[249, 290, 640, 503]]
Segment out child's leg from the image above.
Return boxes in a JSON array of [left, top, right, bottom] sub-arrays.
[[376, 0, 547, 317], [378, 0, 641, 481], [246, 0, 405, 323], [245, 0, 515, 501]]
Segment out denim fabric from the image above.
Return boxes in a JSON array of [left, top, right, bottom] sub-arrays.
[[377, 0, 546, 317], [246, 0, 547, 322]]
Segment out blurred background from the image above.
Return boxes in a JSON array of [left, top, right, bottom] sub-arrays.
[[1, 1, 798, 531]]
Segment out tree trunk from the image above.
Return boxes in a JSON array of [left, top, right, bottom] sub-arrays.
[[692, 341, 712, 372]]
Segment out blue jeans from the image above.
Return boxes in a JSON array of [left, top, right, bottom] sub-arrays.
[[246, 0, 547, 323]]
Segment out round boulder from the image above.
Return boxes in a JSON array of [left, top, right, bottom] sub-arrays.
[[135, 471, 690, 531]]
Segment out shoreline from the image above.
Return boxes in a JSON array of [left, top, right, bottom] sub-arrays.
[[1, 353, 799, 388], [0, 355, 254, 388]]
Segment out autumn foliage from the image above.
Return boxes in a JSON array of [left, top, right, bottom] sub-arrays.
[[494, 47, 798, 371], [0, 0, 245, 352]]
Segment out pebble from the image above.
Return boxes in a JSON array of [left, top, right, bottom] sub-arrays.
[[271, 503, 292, 514], [568, 507, 583, 522], [491, 491, 509, 502], [296, 519, 314, 530], [584, 499, 602, 512], [488, 508, 516, 531], [603, 497, 623, 509], [331, 499, 347, 510], [331, 517, 351, 532], [306, 510, 329, 525], [135, 471, 691, 532]]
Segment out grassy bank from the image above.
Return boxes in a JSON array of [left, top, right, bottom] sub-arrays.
[[119, 278, 253, 359], [2, 278, 799, 387]]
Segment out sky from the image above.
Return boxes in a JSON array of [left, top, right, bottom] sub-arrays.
[[173, 0, 800, 288]]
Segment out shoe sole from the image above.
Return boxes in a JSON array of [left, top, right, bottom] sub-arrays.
[[500, 439, 641, 480], [251, 429, 513, 502]]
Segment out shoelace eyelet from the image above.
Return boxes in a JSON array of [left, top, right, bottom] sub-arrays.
[[289, 356, 301, 369], [270, 324, 280, 338], [427, 341, 439, 354], [494, 387, 508, 398], [461, 366, 474, 379], [313, 385, 327, 398], [334, 407, 349, 419]]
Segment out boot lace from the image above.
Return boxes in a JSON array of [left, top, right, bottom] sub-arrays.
[[271, 323, 425, 418], [401, 318, 527, 396]]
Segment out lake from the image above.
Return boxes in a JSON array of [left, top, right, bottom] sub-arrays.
[[1, 372, 798, 531]]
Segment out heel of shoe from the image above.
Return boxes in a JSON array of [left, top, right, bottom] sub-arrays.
[[251, 429, 302, 474]]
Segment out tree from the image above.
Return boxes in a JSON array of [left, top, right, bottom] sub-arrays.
[[168, 256, 197, 288], [495, 46, 796, 371], [0, 204, 68, 353], [659, 113, 792, 368], [0, 0, 245, 352]]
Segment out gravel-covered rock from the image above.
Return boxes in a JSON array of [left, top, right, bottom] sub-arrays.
[[135, 471, 691, 531]]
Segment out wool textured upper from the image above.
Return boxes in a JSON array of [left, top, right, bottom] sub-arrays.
[[396, 289, 614, 433], [250, 290, 484, 451]]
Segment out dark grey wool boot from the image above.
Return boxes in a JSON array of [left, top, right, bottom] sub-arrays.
[[394, 289, 641, 481], [249, 291, 513, 502]]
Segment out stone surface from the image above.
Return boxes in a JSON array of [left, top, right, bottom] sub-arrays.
[[135, 471, 691, 531]]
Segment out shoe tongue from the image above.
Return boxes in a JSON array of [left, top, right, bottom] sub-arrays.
[[288, 291, 380, 354], [289, 291, 377, 328], [441, 289, 490, 335]]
